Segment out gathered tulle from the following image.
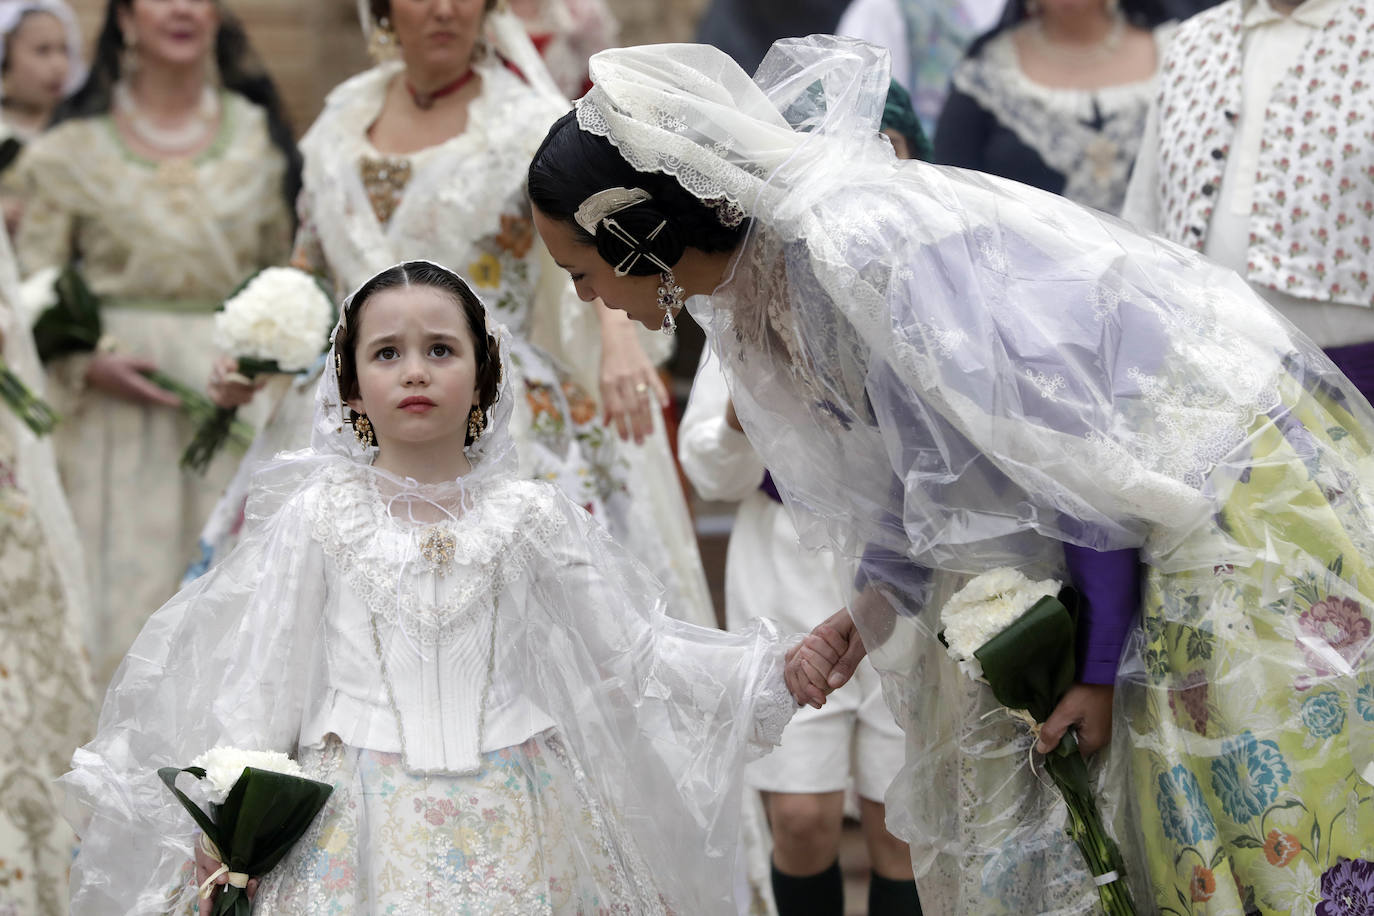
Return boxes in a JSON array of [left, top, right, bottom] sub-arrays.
[[580, 37, 1374, 913], [62, 290, 794, 915]]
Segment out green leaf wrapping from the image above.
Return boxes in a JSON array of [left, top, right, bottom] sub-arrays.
[[158, 764, 333, 912], [972, 592, 1078, 724], [33, 265, 103, 363]]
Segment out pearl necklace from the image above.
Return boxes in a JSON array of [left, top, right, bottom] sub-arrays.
[[1028, 13, 1126, 66], [113, 82, 220, 154]]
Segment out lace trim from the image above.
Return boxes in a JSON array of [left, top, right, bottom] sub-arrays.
[[307, 465, 569, 647], [748, 645, 797, 758]]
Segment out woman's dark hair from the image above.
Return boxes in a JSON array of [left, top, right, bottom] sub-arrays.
[[338, 261, 502, 447], [367, 0, 499, 18], [528, 110, 750, 277], [965, 0, 1173, 57], [53, 0, 302, 220]]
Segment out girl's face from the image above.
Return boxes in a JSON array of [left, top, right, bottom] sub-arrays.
[[3, 12, 69, 109], [531, 206, 666, 330], [347, 285, 479, 455], [119, 0, 219, 72], [389, 0, 486, 77]]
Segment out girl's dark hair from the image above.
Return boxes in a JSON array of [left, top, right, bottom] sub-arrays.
[[53, 0, 302, 220], [338, 261, 502, 447], [965, 0, 1173, 57], [528, 110, 750, 277]]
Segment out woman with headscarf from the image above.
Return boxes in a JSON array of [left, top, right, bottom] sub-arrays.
[[12, 0, 299, 689], [528, 37, 1374, 914]]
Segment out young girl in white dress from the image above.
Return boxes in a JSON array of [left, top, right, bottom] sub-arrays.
[[62, 260, 797, 916]]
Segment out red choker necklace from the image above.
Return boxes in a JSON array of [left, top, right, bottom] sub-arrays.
[[406, 68, 477, 110]]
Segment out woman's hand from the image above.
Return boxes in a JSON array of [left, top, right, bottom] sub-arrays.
[[207, 356, 264, 409], [85, 351, 181, 406], [1035, 683, 1115, 756], [785, 608, 868, 709], [599, 308, 668, 444], [194, 834, 258, 916]]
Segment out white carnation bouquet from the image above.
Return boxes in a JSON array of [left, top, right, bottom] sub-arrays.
[[940, 568, 1137, 915], [159, 746, 332, 916], [183, 267, 334, 472]]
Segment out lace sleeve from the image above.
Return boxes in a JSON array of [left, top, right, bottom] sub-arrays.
[[13, 142, 76, 274]]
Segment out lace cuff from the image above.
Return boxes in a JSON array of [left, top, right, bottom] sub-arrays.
[[748, 639, 799, 759]]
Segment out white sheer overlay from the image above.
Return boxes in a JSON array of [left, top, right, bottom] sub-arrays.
[[61, 266, 795, 915], [576, 38, 1374, 913]]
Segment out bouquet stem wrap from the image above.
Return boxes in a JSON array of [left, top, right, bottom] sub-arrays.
[[0, 358, 58, 434], [158, 763, 333, 916], [971, 592, 1137, 915]]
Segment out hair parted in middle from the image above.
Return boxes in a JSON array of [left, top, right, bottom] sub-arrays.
[[335, 261, 503, 447]]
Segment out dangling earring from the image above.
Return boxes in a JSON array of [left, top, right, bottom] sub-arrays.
[[368, 16, 399, 63], [121, 29, 139, 78], [353, 413, 376, 447], [466, 405, 486, 444], [656, 270, 685, 337]]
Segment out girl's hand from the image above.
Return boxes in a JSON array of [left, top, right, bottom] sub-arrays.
[[207, 356, 264, 408], [785, 608, 867, 709], [194, 834, 259, 916], [599, 310, 667, 444], [1035, 683, 1115, 756], [86, 352, 181, 407]]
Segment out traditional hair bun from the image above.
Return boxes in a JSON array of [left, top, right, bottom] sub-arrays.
[[593, 202, 687, 278]]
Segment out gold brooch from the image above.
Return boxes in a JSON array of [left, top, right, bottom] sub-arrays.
[[418, 526, 457, 574]]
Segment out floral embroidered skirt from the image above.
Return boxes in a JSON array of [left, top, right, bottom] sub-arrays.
[[253, 732, 668, 915], [1123, 374, 1374, 914]]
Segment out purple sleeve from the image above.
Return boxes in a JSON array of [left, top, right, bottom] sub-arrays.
[[1063, 544, 1141, 685]]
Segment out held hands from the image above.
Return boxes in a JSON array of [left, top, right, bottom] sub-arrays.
[[599, 308, 668, 445], [207, 356, 265, 409], [785, 608, 868, 709], [194, 833, 258, 916], [86, 351, 181, 407], [1035, 683, 1115, 757]]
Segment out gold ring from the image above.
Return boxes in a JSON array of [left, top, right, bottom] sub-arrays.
[[634, 382, 649, 394]]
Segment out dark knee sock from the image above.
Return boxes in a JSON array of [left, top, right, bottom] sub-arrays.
[[868, 871, 922, 915], [771, 859, 843, 916]]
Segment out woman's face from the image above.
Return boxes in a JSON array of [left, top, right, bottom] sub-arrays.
[[389, 0, 486, 77], [119, 0, 219, 72], [347, 284, 480, 454], [531, 206, 667, 330], [2, 12, 69, 109], [1034, 0, 1109, 20]]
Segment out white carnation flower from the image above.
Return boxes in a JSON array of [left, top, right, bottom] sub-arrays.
[[940, 568, 1062, 681], [189, 746, 305, 804], [19, 267, 60, 326], [214, 267, 334, 373]]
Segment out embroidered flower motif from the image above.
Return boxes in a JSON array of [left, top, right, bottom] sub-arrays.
[[469, 253, 502, 289], [1296, 597, 1372, 677], [1357, 681, 1374, 722], [524, 382, 558, 421], [1301, 690, 1347, 739], [1168, 669, 1210, 734], [1156, 764, 1218, 845], [1209, 731, 1291, 824], [1190, 866, 1217, 902], [560, 381, 596, 426], [1317, 858, 1374, 916], [1264, 829, 1302, 867], [495, 214, 534, 258]]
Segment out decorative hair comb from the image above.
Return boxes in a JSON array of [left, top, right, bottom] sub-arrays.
[[574, 187, 652, 235]]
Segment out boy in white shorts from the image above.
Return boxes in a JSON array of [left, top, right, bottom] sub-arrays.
[[680, 347, 920, 916]]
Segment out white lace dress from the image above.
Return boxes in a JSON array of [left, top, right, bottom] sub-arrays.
[[196, 57, 714, 626]]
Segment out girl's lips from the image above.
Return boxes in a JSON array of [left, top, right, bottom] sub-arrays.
[[398, 397, 436, 412]]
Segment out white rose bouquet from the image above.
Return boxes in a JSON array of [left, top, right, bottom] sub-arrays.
[[159, 746, 333, 916], [183, 267, 334, 472], [941, 568, 1137, 915]]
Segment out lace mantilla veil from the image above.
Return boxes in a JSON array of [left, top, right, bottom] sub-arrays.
[[575, 37, 1374, 909], [60, 263, 794, 915]]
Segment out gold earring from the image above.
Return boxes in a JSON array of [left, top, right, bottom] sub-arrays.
[[368, 17, 399, 63], [353, 413, 376, 447], [334, 352, 342, 378], [466, 406, 486, 443]]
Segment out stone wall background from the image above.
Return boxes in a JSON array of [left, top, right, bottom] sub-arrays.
[[64, 0, 708, 135]]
